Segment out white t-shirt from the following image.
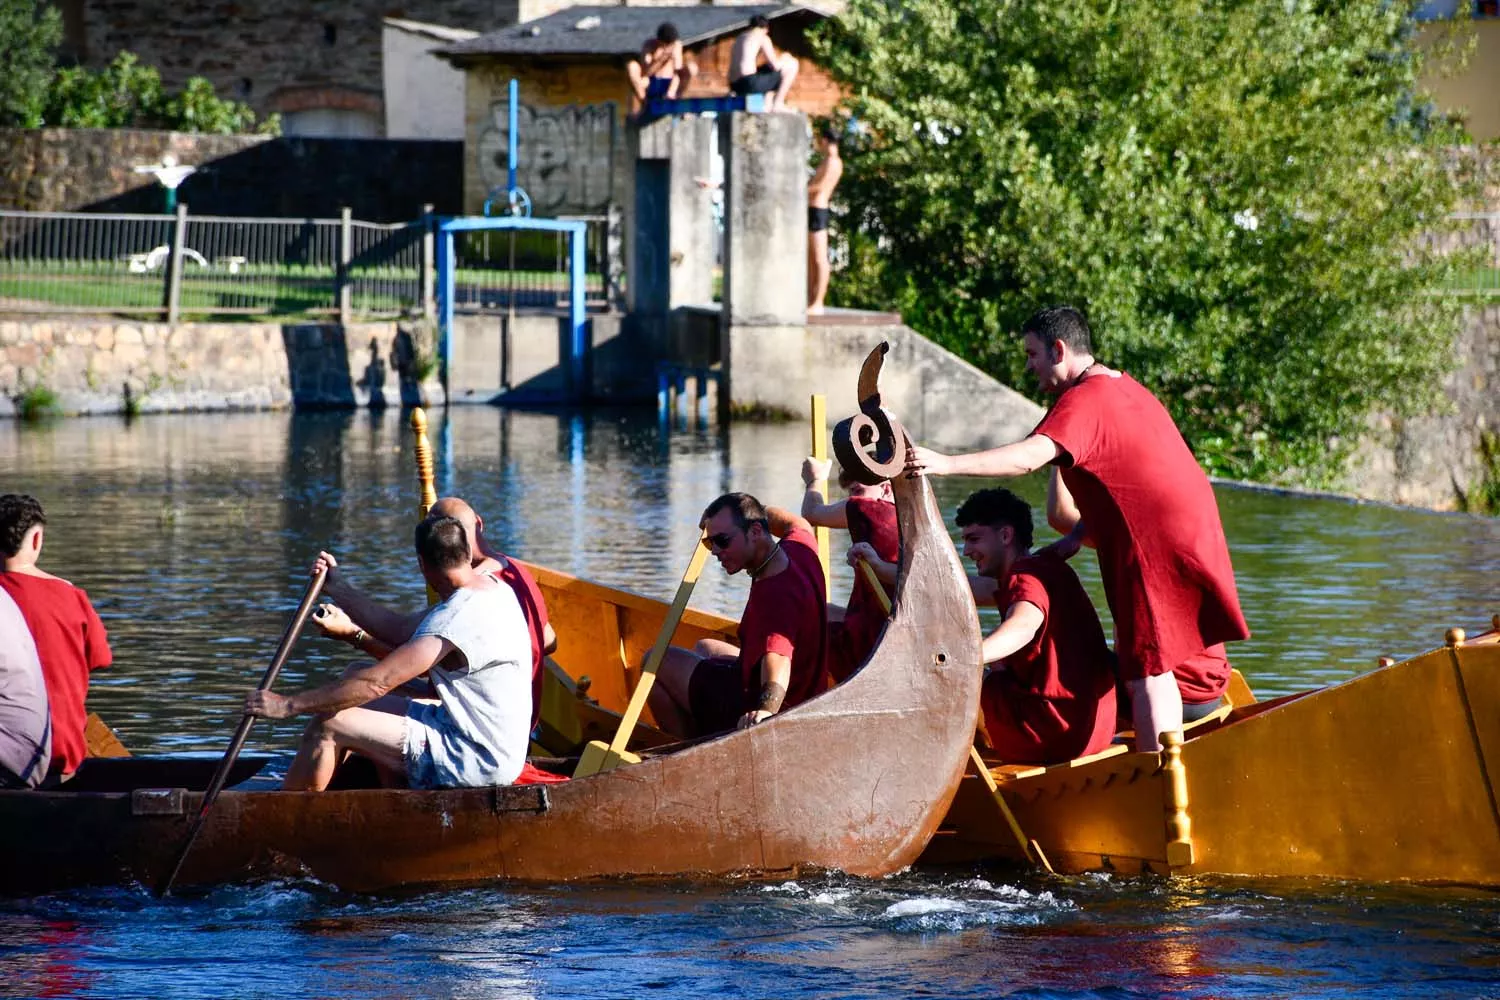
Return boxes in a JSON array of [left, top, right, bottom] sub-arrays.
[[403, 583, 532, 788]]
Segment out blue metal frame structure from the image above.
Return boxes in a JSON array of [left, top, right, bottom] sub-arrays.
[[436, 214, 589, 399]]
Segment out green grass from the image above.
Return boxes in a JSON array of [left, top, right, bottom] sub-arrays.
[[0, 259, 606, 320]]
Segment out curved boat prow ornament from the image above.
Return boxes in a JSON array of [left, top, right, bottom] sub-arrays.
[[833, 342, 909, 487]]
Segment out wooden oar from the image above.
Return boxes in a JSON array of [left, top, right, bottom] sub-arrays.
[[155, 566, 327, 897], [857, 557, 1053, 873], [811, 393, 831, 600], [574, 533, 711, 778]]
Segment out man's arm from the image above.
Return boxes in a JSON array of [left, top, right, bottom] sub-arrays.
[[246, 635, 450, 719], [980, 601, 1044, 666], [808, 158, 842, 201], [738, 651, 790, 729], [756, 33, 779, 69], [315, 551, 425, 647], [800, 457, 847, 527], [765, 505, 814, 540], [907, 435, 1061, 479], [846, 541, 895, 586]]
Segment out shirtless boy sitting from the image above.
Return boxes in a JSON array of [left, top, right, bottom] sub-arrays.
[[627, 22, 696, 108], [728, 15, 798, 112]]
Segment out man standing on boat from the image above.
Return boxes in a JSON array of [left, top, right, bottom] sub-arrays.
[[649, 494, 828, 737], [0, 494, 112, 782], [800, 457, 897, 683], [246, 515, 533, 790], [907, 306, 1249, 751], [854, 487, 1116, 764], [311, 496, 555, 727]]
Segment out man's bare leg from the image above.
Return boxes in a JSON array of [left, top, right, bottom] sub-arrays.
[[673, 59, 698, 98], [649, 646, 708, 738], [808, 228, 830, 313], [694, 637, 740, 660], [283, 704, 407, 791], [774, 54, 799, 111], [1127, 672, 1183, 753]]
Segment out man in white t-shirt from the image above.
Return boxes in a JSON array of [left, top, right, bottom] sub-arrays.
[[246, 515, 532, 790], [0, 588, 51, 789]]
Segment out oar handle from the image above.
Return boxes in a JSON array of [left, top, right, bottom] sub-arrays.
[[857, 558, 893, 616], [607, 536, 711, 755], [156, 566, 326, 896]]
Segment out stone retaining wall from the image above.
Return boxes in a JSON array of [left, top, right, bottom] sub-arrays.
[[0, 318, 441, 417], [1345, 304, 1499, 510]]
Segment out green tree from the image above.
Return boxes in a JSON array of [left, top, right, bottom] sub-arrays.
[[814, 0, 1472, 484], [0, 0, 63, 127], [41, 52, 276, 134]]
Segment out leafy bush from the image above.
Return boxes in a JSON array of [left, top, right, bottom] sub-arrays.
[[0, 0, 62, 127], [814, 0, 1473, 484], [40, 52, 277, 135]]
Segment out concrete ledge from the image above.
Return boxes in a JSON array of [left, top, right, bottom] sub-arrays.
[[725, 313, 1044, 452]]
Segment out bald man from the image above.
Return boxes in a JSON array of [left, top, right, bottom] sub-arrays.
[[311, 497, 555, 724]]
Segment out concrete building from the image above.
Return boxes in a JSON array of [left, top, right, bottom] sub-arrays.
[[1417, 1, 1500, 140], [439, 4, 840, 218], [382, 19, 479, 141]]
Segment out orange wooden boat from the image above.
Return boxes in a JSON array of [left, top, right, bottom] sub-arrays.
[[0, 347, 985, 895]]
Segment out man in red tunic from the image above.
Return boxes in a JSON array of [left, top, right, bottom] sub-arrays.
[[649, 493, 828, 737], [909, 305, 1249, 751], [0, 494, 112, 780], [799, 456, 898, 683], [311, 496, 555, 727], [853, 488, 1116, 764]]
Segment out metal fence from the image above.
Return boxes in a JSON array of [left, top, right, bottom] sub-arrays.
[[0, 207, 613, 321]]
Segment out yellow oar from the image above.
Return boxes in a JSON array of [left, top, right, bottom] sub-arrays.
[[811, 393, 831, 600], [574, 533, 711, 777], [857, 557, 1053, 873]]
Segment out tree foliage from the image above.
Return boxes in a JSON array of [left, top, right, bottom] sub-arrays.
[[813, 0, 1472, 484], [0, 0, 276, 136], [0, 0, 63, 127], [41, 52, 277, 135]]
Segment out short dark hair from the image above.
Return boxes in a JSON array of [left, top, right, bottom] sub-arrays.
[[656, 21, 679, 43], [818, 122, 840, 146], [415, 514, 470, 570], [954, 488, 1033, 551], [749, 14, 770, 29], [1022, 305, 1094, 356], [0, 494, 45, 558], [702, 492, 769, 534]]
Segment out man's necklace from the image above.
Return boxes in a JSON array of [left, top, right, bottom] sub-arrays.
[[748, 541, 782, 579]]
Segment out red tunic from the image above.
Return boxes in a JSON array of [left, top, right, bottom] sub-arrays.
[[1033, 371, 1249, 699], [737, 525, 828, 710], [0, 573, 112, 776], [981, 553, 1117, 764], [827, 496, 899, 682], [496, 558, 550, 728]]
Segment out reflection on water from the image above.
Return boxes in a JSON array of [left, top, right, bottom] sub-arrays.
[[3, 408, 1499, 999]]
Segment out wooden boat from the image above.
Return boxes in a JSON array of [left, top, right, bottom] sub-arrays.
[[928, 620, 1500, 884], [0, 346, 985, 895], [534, 566, 1500, 885]]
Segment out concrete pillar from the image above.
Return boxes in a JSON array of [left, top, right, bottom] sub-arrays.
[[628, 116, 719, 315], [720, 111, 808, 327]]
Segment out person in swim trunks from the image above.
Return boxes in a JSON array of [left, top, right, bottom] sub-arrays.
[[628, 23, 696, 112], [807, 123, 843, 315], [728, 15, 799, 111]]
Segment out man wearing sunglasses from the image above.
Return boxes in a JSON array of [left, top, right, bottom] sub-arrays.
[[648, 493, 828, 737]]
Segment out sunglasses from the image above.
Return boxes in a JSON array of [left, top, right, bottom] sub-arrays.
[[703, 531, 739, 552]]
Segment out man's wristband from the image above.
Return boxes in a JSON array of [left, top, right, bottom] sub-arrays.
[[351, 629, 366, 646]]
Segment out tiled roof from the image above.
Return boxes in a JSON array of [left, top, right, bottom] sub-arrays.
[[439, 4, 827, 60]]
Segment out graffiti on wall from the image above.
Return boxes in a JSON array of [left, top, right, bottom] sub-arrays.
[[477, 100, 618, 216]]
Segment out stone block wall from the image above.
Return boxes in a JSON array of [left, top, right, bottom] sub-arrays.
[[0, 129, 463, 220], [0, 319, 442, 417], [1346, 304, 1500, 510]]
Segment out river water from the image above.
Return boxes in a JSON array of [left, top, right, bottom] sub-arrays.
[[2, 407, 1498, 999]]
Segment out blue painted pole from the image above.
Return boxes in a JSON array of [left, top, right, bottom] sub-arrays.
[[440, 226, 456, 393], [568, 224, 586, 396], [508, 78, 519, 200]]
